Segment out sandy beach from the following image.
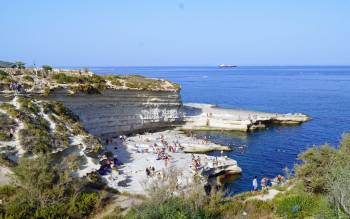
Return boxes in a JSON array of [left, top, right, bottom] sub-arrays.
[[99, 130, 241, 195]]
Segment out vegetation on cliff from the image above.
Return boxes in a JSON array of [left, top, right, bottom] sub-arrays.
[[0, 97, 101, 158], [0, 97, 107, 218], [0, 67, 180, 95], [0, 154, 107, 218]]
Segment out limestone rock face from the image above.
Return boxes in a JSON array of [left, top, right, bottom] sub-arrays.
[[181, 103, 310, 132], [49, 89, 182, 138]]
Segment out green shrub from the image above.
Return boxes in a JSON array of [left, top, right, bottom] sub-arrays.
[[125, 197, 212, 219], [0, 113, 16, 141], [219, 200, 244, 217], [243, 199, 274, 218], [0, 154, 104, 219], [17, 97, 40, 115], [295, 144, 337, 193], [42, 64, 53, 71], [274, 193, 335, 219], [68, 192, 100, 217], [0, 103, 19, 118], [43, 87, 52, 96], [0, 185, 17, 201], [104, 75, 123, 86], [0, 70, 9, 80], [52, 73, 81, 84], [52, 73, 107, 92], [15, 61, 25, 69], [70, 84, 101, 94], [43, 101, 79, 122], [22, 75, 34, 82], [83, 135, 102, 155]]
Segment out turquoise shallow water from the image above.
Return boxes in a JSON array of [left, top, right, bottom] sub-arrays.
[[83, 66, 350, 194]]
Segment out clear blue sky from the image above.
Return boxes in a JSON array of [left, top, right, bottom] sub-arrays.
[[1, 0, 349, 66]]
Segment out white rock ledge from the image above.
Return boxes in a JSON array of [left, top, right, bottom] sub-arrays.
[[181, 103, 310, 132]]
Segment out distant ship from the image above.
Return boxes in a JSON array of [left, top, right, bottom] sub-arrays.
[[218, 64, 237, 68]]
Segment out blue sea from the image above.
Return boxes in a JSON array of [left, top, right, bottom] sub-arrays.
[[88, 66, 350, 195]]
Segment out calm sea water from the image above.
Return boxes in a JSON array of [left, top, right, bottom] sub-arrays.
[[87, 66, 350, 194]]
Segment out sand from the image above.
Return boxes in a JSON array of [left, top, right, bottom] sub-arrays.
[[101, 130, 241, 195]]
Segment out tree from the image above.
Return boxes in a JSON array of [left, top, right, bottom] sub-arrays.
[[42, 64, 53, 71], [327, 161, 350, 217], [15, 61, 25, 69], [295, 144, 337, 193], [295, 133, 350, 217]]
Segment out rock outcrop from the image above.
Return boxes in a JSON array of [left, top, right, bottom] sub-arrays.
[[181, 103, 311, 132], [0, 68, 183, 139], [48, 89, 182, 138]]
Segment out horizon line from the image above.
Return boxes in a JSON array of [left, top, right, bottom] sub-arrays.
[[53, 64, 350, 68]]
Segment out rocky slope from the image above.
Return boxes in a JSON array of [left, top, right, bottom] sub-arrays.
[[0, 96, 101, 177]]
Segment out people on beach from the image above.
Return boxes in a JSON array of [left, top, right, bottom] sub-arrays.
[[252, 176, 258, 191], [146, 166, 156, 177], [191, 155, 202, 172], [145, 167, 151, 177]]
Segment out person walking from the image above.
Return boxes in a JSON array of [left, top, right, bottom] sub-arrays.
[[252, 176, 258, 191], [261, 177, 268, 191]]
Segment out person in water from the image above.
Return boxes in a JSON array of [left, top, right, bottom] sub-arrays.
[[252, 176, 258, 191]]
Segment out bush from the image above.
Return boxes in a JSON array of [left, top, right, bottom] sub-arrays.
[[0, 185, 17, 201], [15, 61, 25, 69], [53, 73, 81, 84], [68, 192, 100, 217], [17, 97, 40, 114], [274, 193, 335, 219], [243, 199, 274, 218], [124, 168, 221, 219], [219, 200, 244, 217], [43, 101, 79, 122], [83, 135, 102, 155], [0, 70, 9, 80], [52, 72, 107, 94], [0, 155, 104, 218], [295, 144, 337, 193], [0, 113, 16, 141], [42, 64, 53, 71], [125, 197, 211, 219], [70, 84, 102, 94], [0, 103, 20, 118]]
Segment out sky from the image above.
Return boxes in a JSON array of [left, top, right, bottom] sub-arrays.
[[1, 0, 350, 66]]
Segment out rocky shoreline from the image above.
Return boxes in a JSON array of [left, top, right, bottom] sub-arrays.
[[181, 103, 310, 132], [0, 68, 312, 196]]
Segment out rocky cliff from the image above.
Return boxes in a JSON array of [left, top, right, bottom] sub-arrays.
[[0, 68, 183, 139], [47, 89, 182, 138]]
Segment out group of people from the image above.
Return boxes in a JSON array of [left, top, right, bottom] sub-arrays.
[[9, 82, 24, 93], [97, 154, 121, 176], [252, 174, 287, 191], [191, 154, 202, 172], [145, 166, 156, 177], [135, 134, 186, 167], [252, 176, 269, 191]]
